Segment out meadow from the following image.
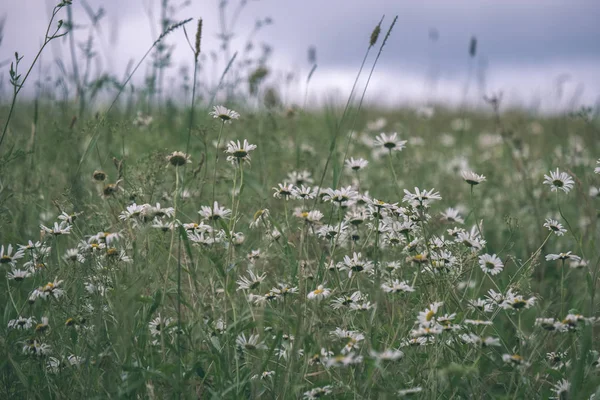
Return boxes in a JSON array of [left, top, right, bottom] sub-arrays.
[[1, 2, 600, 399]]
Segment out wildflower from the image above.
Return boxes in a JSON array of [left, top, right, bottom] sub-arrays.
[[543, 168, 574, 194], [381, 279, 415, 293], [35, 317, 50, 333], [23, 339, 51, 356], [325, 352, 364, 367], [410, 325, 443, 338], [303, 386, 333, 399], [251, 370, 276, 380], [468, 299, 493, 313], [457, 226, 486, 252], [317, 223, 348, 240], [236, 333, 267, 350], [291, 185, 317, 200], [247, 249, 262, 263], [460, 334, 500, 347], [545, 252, 581, 262], [502, 294, 536, 310], [148, 314, 174, 336], [272, 183, 295, 199], [102, 180, 123, 196], [502, 354, 530, 367], [90, 231, 122, 246], [286, 170, 313, 185], [236, 270, 267, 291], [147, 203, 175, 219], [249, 209, 270, 229], [543, 218, 567, 236], [40, 222, 72, 236], [63, 248, 82, 263], [338, 252, 374, 277], [535, 318, 560, 331], [345, 157, 368, 171], [57, 211, 82, 224], [569, 258, 588, 269], [417, 302, 444, 327], [374, 132, 407, 151], [350, 301, 374, 311], [225, 139, 257, 165], [296, 209, 323, 224], [403, 187, 442, 205], [152, 219, 173, 232], [322, 186, 359, 204], [461, 170, 486, 185], [345, 208, 369, 226], [307, 284, 331, 300], [398, 387, 423, 397], [198, 202, 231, 220], [8, 316, 36, 330], [92, 169, 107, 181], [7, 268, 32, 281], [478, 254, 504, 275], [547, 352, 570, 370], [31, 279, 65, 301], [210, 105, 240, 123], [551, 379, 570, 399], [464, 319, 493, 326], [440, 208, 464, 224], [370, 348, 404, 361], [271, 283, 299, 297], [67, 355, 84, 367], [330, 291, 364, 309], [595, 159, 600, 174]]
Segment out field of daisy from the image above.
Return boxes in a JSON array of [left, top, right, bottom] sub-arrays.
[[1, 3, 600, 399]]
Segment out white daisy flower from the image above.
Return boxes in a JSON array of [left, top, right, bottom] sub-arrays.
[[543, 218, 567, 236], [22, 340, 51, 356], [543, 168, 574, 194], [166, 151, 191, 167], [545, 251, 581, 262], [236, 333, 267, 350], [286, 170, 313, 185], [198, 201, 232, 220], [440, 208, 464, 224], [7, 268, 32, 281], [502, 354, 530, 367], [345, 157, 368, 171], [8, 316, 36, 330], [148, 314, 174, 336], [403, 187, 442, 205], [272, 183, 295, 199], [40, 222, 72, 236], [381, 279, 415, 293], [398, 387, 423, 397], [478, 254, 504, 275], [374, 132, 407, 151], [337, 252, 374, 277], [225, 139, 257, 165], [322, 186, 359, 204], [236, 270, 267, 291], [369, 348, 404, 361], [461, 170, 486, 185], [551, 379, 570, 399], [303, 385, 333, 399], [209, 105, 240, 123], [291, 185, 317, 200], [307, 284, 331, 300]]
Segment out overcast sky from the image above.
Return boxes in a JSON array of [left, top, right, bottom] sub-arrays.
[[1, 0, 599, 111]]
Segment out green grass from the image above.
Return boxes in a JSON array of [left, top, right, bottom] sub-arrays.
[[1, 100, 599, 399]]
